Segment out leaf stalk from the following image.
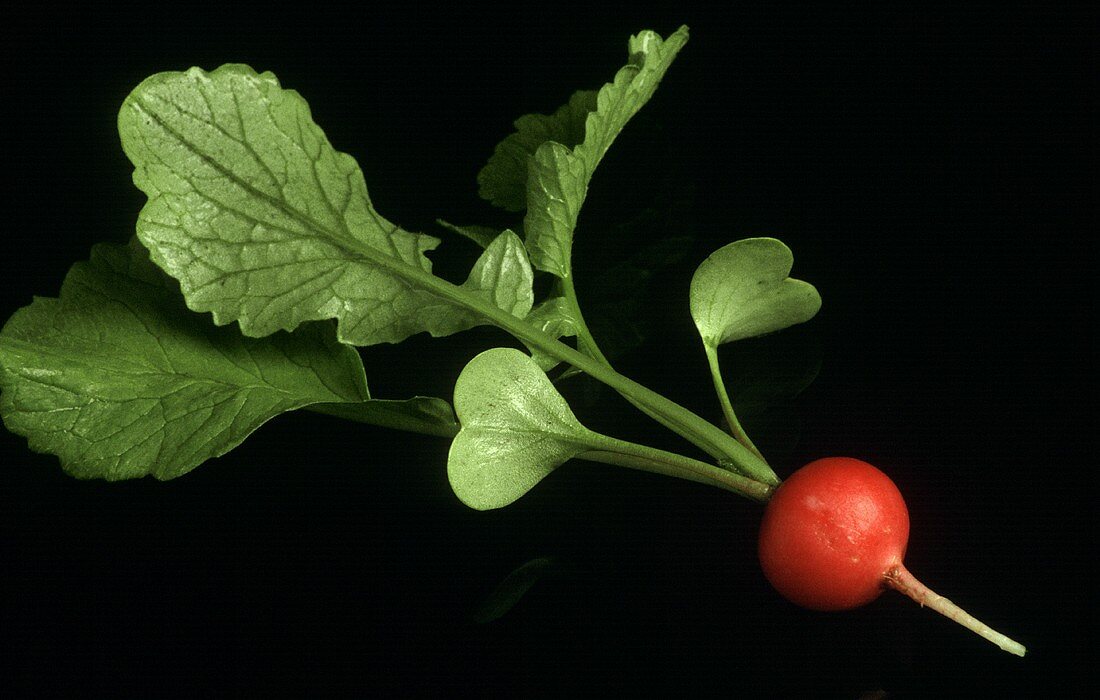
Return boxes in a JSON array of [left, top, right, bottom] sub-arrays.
[[360, 246, 779, 486], [703, 343, 768, 465], [578, 438, 774, 503]]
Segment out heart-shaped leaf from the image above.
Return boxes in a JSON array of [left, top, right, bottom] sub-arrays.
[[690, 238, 821, 347], [448, 348, 594, 510]]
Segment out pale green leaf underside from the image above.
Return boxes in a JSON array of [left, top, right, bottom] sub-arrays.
[[448, 348, 592, 510], [523, 27, 689, 277], [690, 237, 822, 347], [573, 27, 690, 184], [461, 230, 534, 318], [119, 64, 532, 346], [0, 240, 369, 480], [524, 143, 588, 277]]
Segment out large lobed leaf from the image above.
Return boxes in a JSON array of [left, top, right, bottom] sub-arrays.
[[477, 27, 689, 278], [119, 64, 533, 346], [0, 240, 371, 480]]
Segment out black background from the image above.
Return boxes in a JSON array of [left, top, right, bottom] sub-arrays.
[[1, 3, 1091, 697]]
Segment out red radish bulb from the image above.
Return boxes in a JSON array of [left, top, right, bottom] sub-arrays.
[[758, 457, 1026, 656], [758, 457, 909, 610]]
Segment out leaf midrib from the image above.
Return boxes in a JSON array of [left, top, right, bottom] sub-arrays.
[[0, 335, 306, 399], [131, 94, 498, 332]]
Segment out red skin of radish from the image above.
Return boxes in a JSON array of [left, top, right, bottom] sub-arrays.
[[758, 457, 910, 611]]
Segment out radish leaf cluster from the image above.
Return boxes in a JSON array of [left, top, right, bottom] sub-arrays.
[[0, 25, 1025, 657]]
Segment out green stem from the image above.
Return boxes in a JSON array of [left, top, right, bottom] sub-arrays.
[[559, 272, 700, 459], [578, 434, 774, 503], [531, 324, 775, 486], [371, 253, 778, 485], [305, 402, 459, 438], [559, 273, 611, 366], [704, 343, 767, 464], [350, 240, 778, 485]]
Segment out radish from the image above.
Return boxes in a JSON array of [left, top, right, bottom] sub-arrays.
[[758, 457, 1026, 656]]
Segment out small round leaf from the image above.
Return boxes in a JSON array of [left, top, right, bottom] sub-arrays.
[[690, 238, 821, 347]]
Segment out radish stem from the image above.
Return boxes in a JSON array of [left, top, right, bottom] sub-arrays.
[[884, 564, 1026, 657], [703, 343, 768, 464]]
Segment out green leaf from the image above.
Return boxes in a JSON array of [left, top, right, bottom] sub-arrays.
[[523, 27, 689, 277], [689, 238, 821, 347], [448, 348, 594, 510], [573, 27, 689, 182], [0, 240, 369, 480], [523, 143, 588, 277], [478, 90, 597, 212], [461, 230, 534, 319], [119, 64, 533, 346]]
